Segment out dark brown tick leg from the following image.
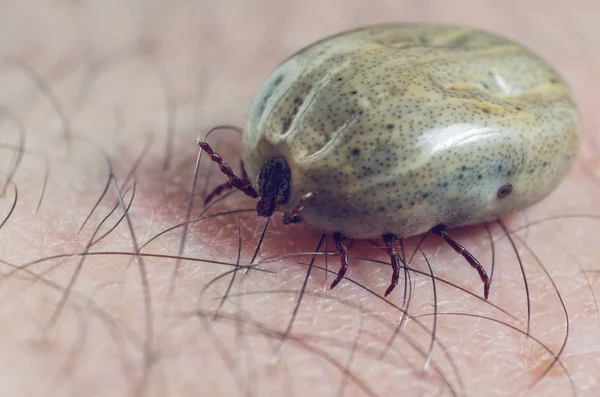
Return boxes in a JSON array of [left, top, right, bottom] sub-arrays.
[[198, 142, 259, 200], [203, 160, 250, 205], [331, 233, 349, 289], [382, 234, 402, 297], [203, 181, 234, 205], [431, 224, 491, 299]]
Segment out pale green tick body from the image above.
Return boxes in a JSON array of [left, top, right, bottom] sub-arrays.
[[242, 24, 580, 240], [200, 23, 580, 298]]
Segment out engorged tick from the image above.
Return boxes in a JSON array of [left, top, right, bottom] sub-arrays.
[[198, 23, 581, 300]]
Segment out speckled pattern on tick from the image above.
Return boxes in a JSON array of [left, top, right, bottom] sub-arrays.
[[199, 23, 581, 299]]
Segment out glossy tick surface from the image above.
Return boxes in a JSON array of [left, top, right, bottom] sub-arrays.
[[200, 24, 581, 299]]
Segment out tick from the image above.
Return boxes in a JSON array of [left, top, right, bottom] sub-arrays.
[[199, 24, 580, 299]]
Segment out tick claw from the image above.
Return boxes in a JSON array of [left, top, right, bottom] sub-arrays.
[[384, 284, 396, 297], [330, 277, 342, 289]]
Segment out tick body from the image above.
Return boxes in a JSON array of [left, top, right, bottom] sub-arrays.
[[201, 24, 580, 298]]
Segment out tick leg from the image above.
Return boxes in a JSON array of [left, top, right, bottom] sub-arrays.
[[198, 141, 259, 199], [382, 234, 402, 297], [431, 224, 490, 299], [331, 233, 349, 289], [204, 181, 234, 205], [203, 160, 250, 205], [282, 192, 313, 225]]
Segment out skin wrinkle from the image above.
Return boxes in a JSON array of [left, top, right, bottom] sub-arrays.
[[0, 1, 599, 397]]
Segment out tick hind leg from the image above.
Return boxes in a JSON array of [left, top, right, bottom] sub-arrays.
[[331, 233, 349, 289], [431, 224, 491, 299], [382, 234, 403, 297], [198, 141, 258, 203]]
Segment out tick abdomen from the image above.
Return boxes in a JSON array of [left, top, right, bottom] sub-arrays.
[[242, 24, 580, 239]]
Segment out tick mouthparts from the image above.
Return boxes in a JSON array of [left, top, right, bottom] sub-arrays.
[[256, 157, 292, 217], [256, 196, 276, 217]]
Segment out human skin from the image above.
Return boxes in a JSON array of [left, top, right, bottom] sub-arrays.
[[0, 1, 599, 396]]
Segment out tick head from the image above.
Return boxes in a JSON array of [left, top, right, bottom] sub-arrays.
[[256, 157, 291, 217]]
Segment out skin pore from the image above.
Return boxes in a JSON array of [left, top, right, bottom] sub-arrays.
[[0, 1, 600, 396]]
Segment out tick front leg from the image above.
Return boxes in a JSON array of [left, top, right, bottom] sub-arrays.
[[431, 224, 491, 299], [198, 141, 259, 199], [203, 160, 250, 205], [331, 233, 349, 289], [382, 234, 402, 297]]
